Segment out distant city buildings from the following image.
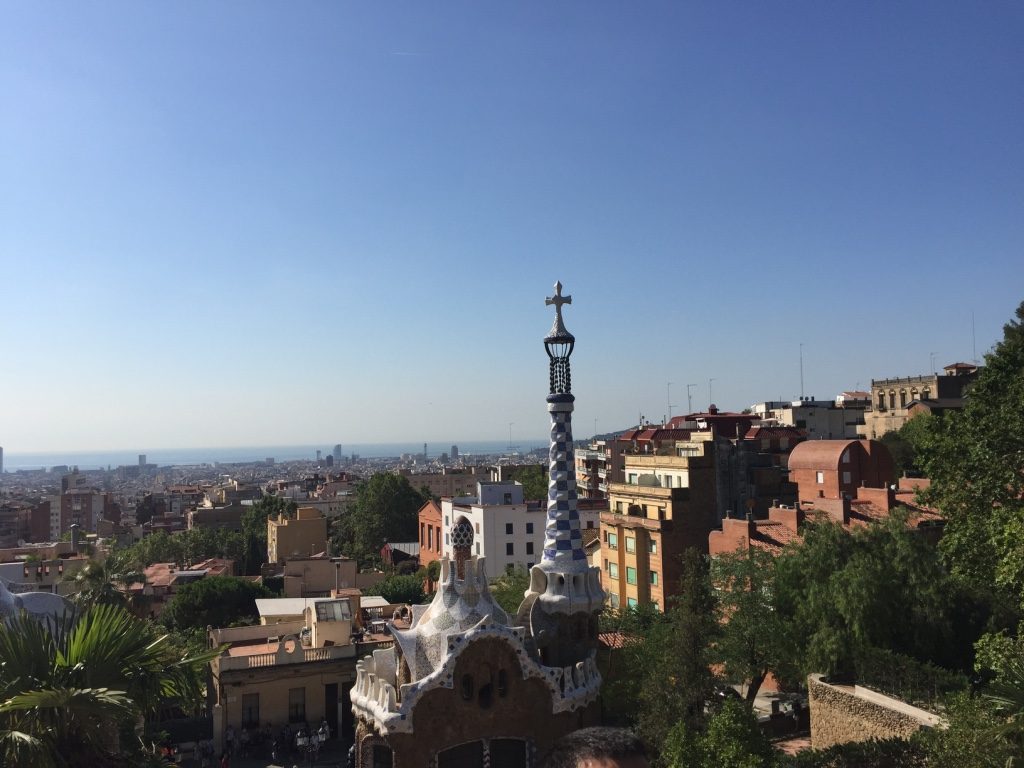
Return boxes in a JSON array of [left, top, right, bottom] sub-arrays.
[[750, 396, 866, 440]]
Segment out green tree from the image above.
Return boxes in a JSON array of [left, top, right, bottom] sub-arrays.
[[66, 550, 145, 611], [774, 513, 959, 678], [0, 604, 217, 768], [162, 575, 272, 631], [636, 549, 720, 751], [915, 301, 1024, 613], [333, 473, 426, 567], [127, 531, 183, 567], [517, 466, 548, 501], [919, 691, 1019, 768], [712, 547, 798, 701], [662, 699, 774, 768], [363, 574, 426, 605], [489, 566, 531, 615]]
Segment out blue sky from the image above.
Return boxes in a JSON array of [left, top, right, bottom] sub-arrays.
[[1, 2, 1021, 452]]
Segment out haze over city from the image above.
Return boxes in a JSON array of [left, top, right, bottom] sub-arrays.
[[2, 2, 1021, 453]]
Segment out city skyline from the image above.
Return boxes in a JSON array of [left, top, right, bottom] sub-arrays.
[[2, 2, 1021, 452]]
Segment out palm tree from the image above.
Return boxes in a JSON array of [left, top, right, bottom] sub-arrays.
[[0, 603, 218, 767], [66, 550, 145, 611]]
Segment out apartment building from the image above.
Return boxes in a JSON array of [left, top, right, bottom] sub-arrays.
[[267, 507, 329, 564], [439, 481, 600, 580], [600, 441, 718, 611]]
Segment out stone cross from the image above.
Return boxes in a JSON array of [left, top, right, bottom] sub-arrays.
[[545, 281, 572, 324]]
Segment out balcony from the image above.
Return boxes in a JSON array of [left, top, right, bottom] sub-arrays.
[[218, 642, 357, 671]]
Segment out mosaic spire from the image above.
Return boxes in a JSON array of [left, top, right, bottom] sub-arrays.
[[541, 281, 588, 573]]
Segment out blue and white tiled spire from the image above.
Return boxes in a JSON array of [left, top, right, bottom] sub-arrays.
[[519, 282, 604, 617], [540, 281, 588, 571]]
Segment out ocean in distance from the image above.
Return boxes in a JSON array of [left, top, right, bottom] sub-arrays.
[[4, 440, 548, 472]]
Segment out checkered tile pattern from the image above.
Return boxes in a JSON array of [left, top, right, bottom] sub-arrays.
[[542, 405, 587, 566]]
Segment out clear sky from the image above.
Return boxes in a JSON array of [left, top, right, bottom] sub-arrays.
[[1, 2, 1021, 453]]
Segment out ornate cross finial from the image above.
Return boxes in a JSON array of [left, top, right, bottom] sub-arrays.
[[545, 281, 572, 320]]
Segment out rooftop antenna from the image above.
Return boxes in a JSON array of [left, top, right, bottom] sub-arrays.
[[972, 311, 978, 363], [930, 352, 936, 375], [507, 422, 514, 451], [799, 343, 805, 399], [667, 381, 675, 420], [686, 383, 696, 414], [708, 378, 716, 409]]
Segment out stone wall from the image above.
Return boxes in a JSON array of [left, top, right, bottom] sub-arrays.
[[807, 674, 943, 749]]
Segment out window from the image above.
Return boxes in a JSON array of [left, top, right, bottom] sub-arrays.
[[526, 562, 533, 569], [288, 687, 306, 723], [625, 537, 636, 553], [526, 542, 534, 555], [420, 523, 425, 546], [816, 471, 825, 484], [900, 391, 907, 407], [608, 563, 619, 580], [842, 471, 851, 485], [647, 539, 657, 555], [445, 516, 449, 526], [506, 542, 514, 556], [877, 392, 885, 409], [475, 543, 480, 555], [475, 523, 480, 534], [626, 567, 637, 585], [241, 693, 259, 727], [446, 533, 450, 545], [315, 600, 352, 622], [650, 571, 659, 586], [505, 522, 513, 535], [615, 501, 623, 513], [628, 473, 637, 484], [627, 597, 638, 608], [663, 475, 672, 488], [586, 520, 593, 528], [427, 526, 432, 549], [607, 533, 618, 550], [889, 392, 896, 409], [526, 522, 533, 534]]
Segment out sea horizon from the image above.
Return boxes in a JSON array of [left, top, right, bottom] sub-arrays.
[[1, 440, 550, 472]]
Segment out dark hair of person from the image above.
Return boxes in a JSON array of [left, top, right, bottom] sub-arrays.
[[541, 727, 647, 768]]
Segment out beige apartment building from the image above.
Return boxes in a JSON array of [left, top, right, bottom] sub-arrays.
[[600, 441, 718, 611], [861, 362, 978, 438], [208, 596, 395, 748], [267, 507, 329, 564]]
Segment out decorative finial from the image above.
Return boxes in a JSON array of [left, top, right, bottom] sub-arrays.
[[545, 281, 574, 343]]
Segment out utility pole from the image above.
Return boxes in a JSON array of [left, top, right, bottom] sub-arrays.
[[686, 383, 696, 414]]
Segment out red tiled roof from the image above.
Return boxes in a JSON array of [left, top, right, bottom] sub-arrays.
[[749, 521, 802, 555]]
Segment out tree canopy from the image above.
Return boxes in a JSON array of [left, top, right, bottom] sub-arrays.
[[161, 575, 272, 632], [362, 574, 426, 605], [712, 547, 799, 701], [914, 300, 1024, 610], [332, 473, 426, 567], [0, 604, 216, 768]]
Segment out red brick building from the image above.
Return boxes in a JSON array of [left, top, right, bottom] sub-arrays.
[[788, 439, 894, 504], [417, 499, 443, 569]]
